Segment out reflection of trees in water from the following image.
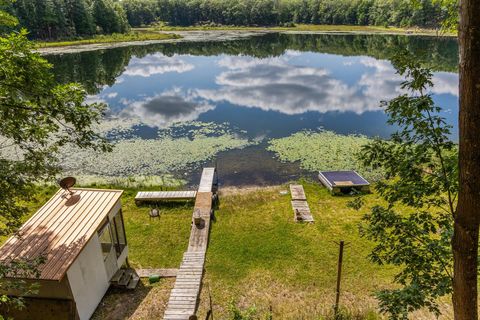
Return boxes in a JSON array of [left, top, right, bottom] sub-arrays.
[[47, 33, 458, 95]]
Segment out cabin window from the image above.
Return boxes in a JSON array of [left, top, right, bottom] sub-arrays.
[[98, 223, 113, 260], [112, 210, 127, 257]]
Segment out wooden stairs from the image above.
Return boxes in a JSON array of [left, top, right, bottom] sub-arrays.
[[110, 268, 140, 290]]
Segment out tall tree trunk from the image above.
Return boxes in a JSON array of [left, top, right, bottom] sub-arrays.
[[453, 0, 480, 319]]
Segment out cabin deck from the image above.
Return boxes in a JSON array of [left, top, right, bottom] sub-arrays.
[[163, 168, 216, 320], [290, 185, 314, 222]]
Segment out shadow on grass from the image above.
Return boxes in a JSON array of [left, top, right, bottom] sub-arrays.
[[92, 281, 152, 320]]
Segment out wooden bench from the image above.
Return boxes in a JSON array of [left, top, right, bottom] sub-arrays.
[[135, 191, 197, 204]]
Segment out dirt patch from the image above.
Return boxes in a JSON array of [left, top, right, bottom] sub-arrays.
[[91, 278, 175, 320]]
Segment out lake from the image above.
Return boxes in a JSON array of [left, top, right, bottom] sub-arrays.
[[47, 33, 459, 187]]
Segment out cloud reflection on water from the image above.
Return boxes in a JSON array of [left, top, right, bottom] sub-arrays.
[[195, 55, 458, 116], [120, 88, 214, 128], [123, 53, 195, 77]]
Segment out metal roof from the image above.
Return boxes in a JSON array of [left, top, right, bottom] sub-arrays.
[[0, 188, 123, 281]]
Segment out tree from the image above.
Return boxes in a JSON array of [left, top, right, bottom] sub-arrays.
[[0, 0, 110, 311], [351, 52, 457, 318], [453, 0, 480, 318]]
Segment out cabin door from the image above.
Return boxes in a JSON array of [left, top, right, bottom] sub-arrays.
[[98, 222, 118, 279]]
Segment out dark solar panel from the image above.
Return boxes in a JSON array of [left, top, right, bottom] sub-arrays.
[[320, 171, 369, 186]]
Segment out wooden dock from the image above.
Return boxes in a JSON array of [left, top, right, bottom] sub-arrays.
[[163, 168, 216, 320], [135, 191, 197, 204], [290, 185, 314, 222]]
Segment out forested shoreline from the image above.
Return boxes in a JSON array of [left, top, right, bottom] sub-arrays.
[[123, 0, 447, 29], [4, 0, 130, 39], [2, 0, 450, 40]]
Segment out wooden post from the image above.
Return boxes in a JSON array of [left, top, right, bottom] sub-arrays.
[[334, 240, 344, 316]]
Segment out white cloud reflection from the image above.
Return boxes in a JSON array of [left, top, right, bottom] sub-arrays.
[[120, 88, 215, 128], [123, 53, 194, 77], [195, 55, 458, 116]]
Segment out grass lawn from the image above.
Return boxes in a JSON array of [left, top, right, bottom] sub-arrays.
[[197, 183, 394, 319], [21, 181, 452, 319], [139, 24, 455, 37], [36, 32, 181, 48]]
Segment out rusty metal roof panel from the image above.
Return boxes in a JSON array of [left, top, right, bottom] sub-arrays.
[[0, 188, 123, 281]]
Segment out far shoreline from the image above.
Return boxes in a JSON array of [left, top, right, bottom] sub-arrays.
[[37, 25, 456, 55]]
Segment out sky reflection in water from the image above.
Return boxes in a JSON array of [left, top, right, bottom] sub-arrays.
[[48, 34, 459, 185], [94, 45, 459, 140]]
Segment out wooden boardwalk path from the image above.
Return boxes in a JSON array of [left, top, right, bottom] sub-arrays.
[[163, 168, 216, 320], [290, 185, 314, 222], [135, 191, 197, 203]]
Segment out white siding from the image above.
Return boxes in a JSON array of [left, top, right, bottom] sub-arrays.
[[66, 234, 109, 320]]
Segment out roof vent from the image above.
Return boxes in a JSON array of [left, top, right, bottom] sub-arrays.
[[58, 176, 76, 196]]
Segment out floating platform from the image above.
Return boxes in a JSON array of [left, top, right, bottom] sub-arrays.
[[318, 171, 370, 195], [290, 185, 314, 222]]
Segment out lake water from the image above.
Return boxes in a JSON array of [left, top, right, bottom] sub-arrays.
[[47, 33, 459, 187]]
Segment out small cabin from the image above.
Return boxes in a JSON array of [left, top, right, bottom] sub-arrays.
[[0, 188, 129, 320]]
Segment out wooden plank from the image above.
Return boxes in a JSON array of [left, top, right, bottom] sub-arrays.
[[164, 168, 215, 319], [198, 168, 216, 192], [291, 200, 314, 223], [135, 191, 197, 202], [290, 184, 307, 201]]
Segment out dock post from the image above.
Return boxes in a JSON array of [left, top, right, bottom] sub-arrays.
[[334, 240, 344, 316]]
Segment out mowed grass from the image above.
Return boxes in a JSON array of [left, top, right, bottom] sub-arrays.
[[19, 182, 452, 319], [120, 188, 193, 269], [195, 182, 395, 319]]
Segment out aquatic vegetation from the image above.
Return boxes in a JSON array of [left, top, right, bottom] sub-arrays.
[[64, 175, 185, 188], [93, 117, 142, 137], [60, 128, 252, 177], [267, 131, 384, 181]]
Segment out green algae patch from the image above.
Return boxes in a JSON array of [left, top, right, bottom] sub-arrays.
[[60, 132, 252, 176], [267, 130, 383, 181]]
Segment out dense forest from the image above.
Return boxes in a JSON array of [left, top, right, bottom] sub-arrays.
[[3, 0, 129, 39], [122, 0, 447, 29], [2, 0, 449, 40]]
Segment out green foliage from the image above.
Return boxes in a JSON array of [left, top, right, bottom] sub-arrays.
[[7, 0, 130, 39], [352, 51, 457, 318], [0, 16, 111, 313], [121, 0, 449, 29], [0, 0, 17, 27], [0, 256, 45, 312], [228, 300, 259, 320], [0, 29, 109, 235]]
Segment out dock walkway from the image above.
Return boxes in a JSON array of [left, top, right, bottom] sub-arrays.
[[290, 185, 314, 223], [163, 168, 216, 320]]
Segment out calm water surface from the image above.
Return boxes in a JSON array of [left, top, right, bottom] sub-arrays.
[[48, 33, 459, 186]]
